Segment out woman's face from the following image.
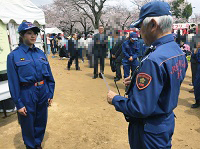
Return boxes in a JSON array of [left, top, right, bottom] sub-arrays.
[[22, 30, 37, 46]]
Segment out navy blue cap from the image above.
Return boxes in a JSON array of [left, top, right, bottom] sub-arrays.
[[130, 1, 171, 28], [130, 32, 138, 40], [18, 22, 40, 33]]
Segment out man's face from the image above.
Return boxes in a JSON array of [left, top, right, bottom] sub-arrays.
[[130, 38, 135, 43], [73, 34, 77, 39], [99, 27, 104, 34], [139, 20, 158, 46], [140, 23, 149, 45]]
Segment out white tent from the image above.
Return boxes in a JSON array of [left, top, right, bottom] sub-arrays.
[[0, 0, 45, 25], [45, 27, 63, 34]]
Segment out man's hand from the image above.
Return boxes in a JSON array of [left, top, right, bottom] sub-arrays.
[[48, 99, 53, 107], [123, 76, 131, 86], [107, 90, 117, 105], [18, 107, 27, 116], [112, 54, 116, 58], [129, 56, 133, 61]]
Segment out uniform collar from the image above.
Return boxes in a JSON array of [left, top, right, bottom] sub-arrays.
[[21, 44, 38, 53], [151, 34, 174, 48]]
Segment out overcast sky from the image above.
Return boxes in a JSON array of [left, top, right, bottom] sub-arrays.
[[30, 0, 200, 14]]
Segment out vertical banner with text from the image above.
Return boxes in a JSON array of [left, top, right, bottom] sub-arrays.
[[0, 20, 10, 72]]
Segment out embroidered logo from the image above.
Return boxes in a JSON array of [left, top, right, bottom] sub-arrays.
[[136, 73, 152, 90], [20, 58, 25, 61]]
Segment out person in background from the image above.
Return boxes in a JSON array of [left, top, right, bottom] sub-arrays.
[[59, 35, 68, 60], [46, 34, 51, 55], [111, 31, 126, 81], [56, 33, 62, 56], [122, 32, 140, 79], [180, 40, 191, 56], [52, 35, 57, 58], [86, 34, 94, 68], [191, 41, 200, 108], [7, 22, 55, 149], [92, 25, 108, 79], [67, 33, 81, 70], [78, 34, 85, 63], [189, 24, 200, 93]]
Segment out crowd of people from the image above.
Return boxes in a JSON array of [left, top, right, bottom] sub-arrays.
[[44, 21, 200, 108], [43, 20, 200, 109], [43, 26, 147, 81]]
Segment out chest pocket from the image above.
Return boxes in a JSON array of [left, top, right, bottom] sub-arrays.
[[15, 60, 32, 77], [39, 59, 50, 77]]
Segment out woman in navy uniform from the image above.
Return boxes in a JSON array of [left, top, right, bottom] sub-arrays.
[[7, 22, 55, 149]]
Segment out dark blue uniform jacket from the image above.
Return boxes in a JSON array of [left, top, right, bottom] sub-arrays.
[[122, 40, 140, 63], [112, 34, 188, 131], [7, 44, 55, 110]]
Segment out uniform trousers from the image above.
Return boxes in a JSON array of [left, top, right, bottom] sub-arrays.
[[115, 62, 122, 79], [191, 62, 198, 84], [18, 83, 49, 148], [122, 60, 138, 78], [128, 113, 174, 149], [94, 55, 105, 76], [67, 55, 79, 70]]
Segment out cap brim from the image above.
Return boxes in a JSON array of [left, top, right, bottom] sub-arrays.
[[130, 18, 143, 28], [131, 38, 138, 40]]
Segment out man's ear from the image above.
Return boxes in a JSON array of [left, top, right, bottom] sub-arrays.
[[150, 19, 158, 32]]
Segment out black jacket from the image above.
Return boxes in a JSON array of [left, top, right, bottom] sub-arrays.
[[68, 38, 78, 56], [93, 33, 108, 58], [111, 37, 126, 62]]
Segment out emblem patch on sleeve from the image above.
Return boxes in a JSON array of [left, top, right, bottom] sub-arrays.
[[136, 73, 152, 90]]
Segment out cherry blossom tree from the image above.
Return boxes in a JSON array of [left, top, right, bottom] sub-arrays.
[[66, 0, 108, 29]]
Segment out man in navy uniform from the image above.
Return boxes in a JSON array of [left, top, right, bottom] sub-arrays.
[[107, 1, 188, 148], [122, 32, 140, 79]]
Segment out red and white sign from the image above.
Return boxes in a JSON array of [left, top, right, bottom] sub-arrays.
[[173, 23, 190, 30]]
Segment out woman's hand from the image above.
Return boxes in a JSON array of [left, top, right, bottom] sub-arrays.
[[18, 107, 27, 116]]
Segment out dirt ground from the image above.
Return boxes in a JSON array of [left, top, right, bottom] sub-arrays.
[[0, 55, 200, 149]]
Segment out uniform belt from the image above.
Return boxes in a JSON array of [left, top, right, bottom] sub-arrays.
[[20, 80, 44, 86], [125, 112, 173, 124]]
